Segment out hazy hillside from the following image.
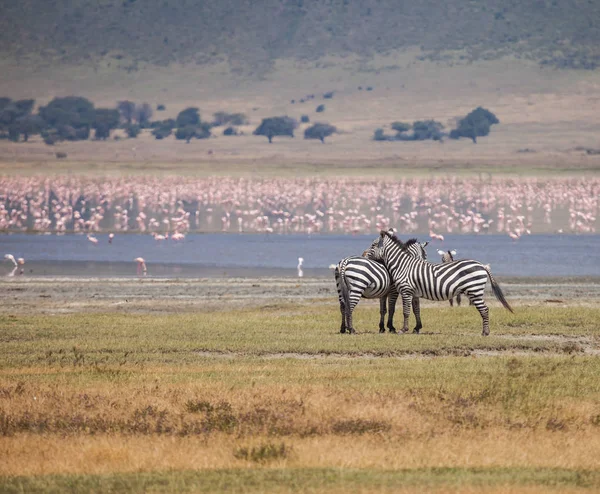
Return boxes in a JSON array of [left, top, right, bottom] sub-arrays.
[[2, 0, 600, 71]]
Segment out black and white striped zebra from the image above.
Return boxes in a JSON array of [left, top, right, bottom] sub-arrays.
[[366, 231, 513, 336], [335, 239, 428, 334], [438, 249, 461, 307]]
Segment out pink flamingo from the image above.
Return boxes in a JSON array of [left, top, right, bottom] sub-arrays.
[[134, 257, 147, 276]]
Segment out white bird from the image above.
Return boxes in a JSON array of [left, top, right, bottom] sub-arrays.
[[4, 254, 19, 277], [297, 257, 304, 278], [87, 234, 98, 245], [134, 257, 147, 276], [108, 233, 114, 244], [4, 254, 17, 267]]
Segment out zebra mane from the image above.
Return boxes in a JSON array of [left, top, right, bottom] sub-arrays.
[[403, 238, 419, 251], [381, 230, 407, 248]]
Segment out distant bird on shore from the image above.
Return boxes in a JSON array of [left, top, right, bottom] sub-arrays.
[[108, 233, 114, 244], [134, 257, 147, 276], [87, 234, 98, 245], [297, 257, 304, 278], [4, 254, 24, 276]]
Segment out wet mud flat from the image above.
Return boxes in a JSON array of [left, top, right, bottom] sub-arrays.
[[1, 276, 599, 315]]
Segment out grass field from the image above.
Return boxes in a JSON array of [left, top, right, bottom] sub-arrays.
[[2, 286, 600, 493]]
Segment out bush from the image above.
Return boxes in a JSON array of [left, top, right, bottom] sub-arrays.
[[316, 104, 325, 113], [253, 116, 296, 143], [125, 124, 141, 138], [373, 128, 389, 141], [175, 122, 211, 142], [156, 104, 166, 111], [44, 135, 58, 145], [152, 126, 172, 140], [213, 111, 248, 126], [150, 119, 175, 129], [223, 126, 237, 136], [411, 120, 444, 141], [323, 91, 334, 99], [55, 151, 67, 159], [391, 121, 411, 134], [304, 122, 336, 143], [300, 115, 310, 123]]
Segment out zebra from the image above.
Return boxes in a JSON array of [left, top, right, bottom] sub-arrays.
[[335, 238, 429, 334], [438, 249, 462, 307], [365, 231, 513, 336]]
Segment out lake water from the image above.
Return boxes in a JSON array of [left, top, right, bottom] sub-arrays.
[[1, 233, 599, 278]]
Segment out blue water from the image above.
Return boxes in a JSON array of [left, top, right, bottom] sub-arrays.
[[1, 233, 599, 278]]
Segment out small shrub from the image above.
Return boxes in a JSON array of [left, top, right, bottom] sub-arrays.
[[331, 418, 390, 435], [233, 442, 291, 463], [125, 124, 140, 138], [223, 126, 237, 136], [55, 151, 67, 159], [156, 104, 166, 111], [323, 91, 334, 99], [315, 104, 325, 113], [300, 115, 310, 123]]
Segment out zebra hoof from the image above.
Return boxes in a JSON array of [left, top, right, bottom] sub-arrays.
[[388, 328, 397, 334], [379, 329, 386, 334], [340, 328, 346, 334]]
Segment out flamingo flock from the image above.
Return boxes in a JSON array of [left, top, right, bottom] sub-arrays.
[[0, 176, 597, 240]]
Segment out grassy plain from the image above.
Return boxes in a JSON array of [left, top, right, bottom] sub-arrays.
[[2, 289, 600, 492], [1, 54, 600, 178]]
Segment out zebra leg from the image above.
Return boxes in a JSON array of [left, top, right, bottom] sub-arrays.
[[400, 291, 412, 333], [387, 291, 398, 333], [379, 297, 387, 333], [457, 293, 462, 306], [339, 299, 346, 333], [345, 291, 362, 334], [449, 297, 454, 307], [412, 297, 422, 334], [468, 294, 490, 336]]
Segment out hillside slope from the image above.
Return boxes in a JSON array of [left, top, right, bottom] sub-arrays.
[[2, 0, 600, 70]]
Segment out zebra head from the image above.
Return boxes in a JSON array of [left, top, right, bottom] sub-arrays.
[[365, 231, 428, 262]]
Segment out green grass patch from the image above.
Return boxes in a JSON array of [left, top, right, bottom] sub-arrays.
[[2, 467, 600, 493], [1, 305, 598, 370]]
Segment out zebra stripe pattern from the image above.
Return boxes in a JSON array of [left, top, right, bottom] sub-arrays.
[[367, 231, 513, 336], [437, 249, 461, 307], [335, 239, 428, 334]]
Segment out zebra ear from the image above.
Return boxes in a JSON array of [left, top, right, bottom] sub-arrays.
[[451, 250, 457, 255], [422, 241, 429, 248], [437, 249, 445, 256], [378, 232, 384, 248]]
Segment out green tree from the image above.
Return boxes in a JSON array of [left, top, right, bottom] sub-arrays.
[[39, 97, 95, 130], [304, 123, 336, 143], [93, 108, 120, 140], [117, 100, 136, 124], [176, 107, 200, 127], [450, 107, 499, 143], [253, 116, 296, 143]]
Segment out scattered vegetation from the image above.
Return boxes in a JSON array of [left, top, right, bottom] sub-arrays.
[[373, 119, 445, 141]]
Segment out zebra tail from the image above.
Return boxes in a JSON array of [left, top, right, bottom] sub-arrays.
[[339, 265, 352, 321], [485, 266, 514, 313]]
